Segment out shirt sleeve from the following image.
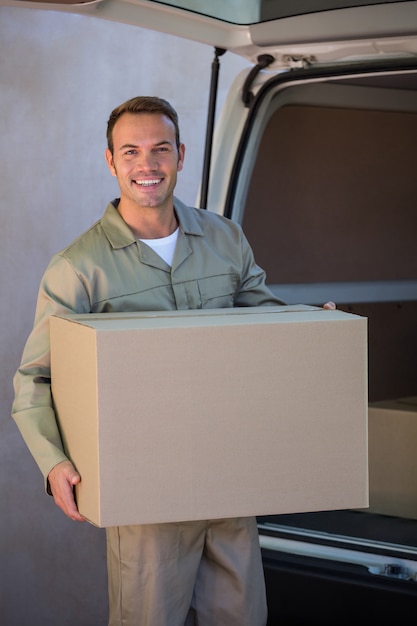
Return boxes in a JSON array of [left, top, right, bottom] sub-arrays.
[[12, 253, 91, 487], [234, 228, 286, 307]]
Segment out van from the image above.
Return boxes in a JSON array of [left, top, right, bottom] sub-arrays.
[[3, 1, 417, 622]]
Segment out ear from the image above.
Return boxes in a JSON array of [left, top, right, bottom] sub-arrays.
[[105, 148, 117, 177], [177, 143, 185, 172]]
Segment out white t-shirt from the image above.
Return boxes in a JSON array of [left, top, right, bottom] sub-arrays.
[[139, 227, 179, 267]]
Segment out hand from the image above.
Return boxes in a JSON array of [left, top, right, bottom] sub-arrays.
[[323, 301, 336, 310], [48, 460, 85, 522]]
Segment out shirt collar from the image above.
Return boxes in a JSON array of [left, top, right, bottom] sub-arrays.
[[101, 197, 205, 249]]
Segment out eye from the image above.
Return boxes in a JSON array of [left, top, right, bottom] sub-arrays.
[[125, 149, 137, 156], [156, 146, 169, 153]]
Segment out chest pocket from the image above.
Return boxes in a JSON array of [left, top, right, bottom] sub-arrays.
[[198, 274, 239, 309]]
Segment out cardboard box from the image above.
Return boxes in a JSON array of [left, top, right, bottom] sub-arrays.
[[50, 305, 368, 527], [365, 397, 417, 519]]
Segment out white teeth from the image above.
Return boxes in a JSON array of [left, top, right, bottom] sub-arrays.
[[136, 179, 161, 186]]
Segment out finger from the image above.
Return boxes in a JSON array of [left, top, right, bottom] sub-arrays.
[[48, 461, 85, 522]]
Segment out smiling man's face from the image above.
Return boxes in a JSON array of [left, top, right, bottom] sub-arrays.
[[105, 112, 185, 212]]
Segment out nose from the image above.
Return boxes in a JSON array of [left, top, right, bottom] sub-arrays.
[[136, 150, 158, 170]]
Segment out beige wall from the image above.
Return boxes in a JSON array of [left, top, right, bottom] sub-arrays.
[[0, 7, 247, 624]]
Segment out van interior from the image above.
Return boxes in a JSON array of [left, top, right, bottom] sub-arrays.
[[241, 71, 417, 403]]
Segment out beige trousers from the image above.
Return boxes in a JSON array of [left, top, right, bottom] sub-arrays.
[[106, 516, 267, 626]]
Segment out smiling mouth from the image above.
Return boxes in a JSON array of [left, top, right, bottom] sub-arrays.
[[134, 178, 162, 187]]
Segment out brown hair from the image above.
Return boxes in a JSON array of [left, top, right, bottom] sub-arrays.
[[106, 96, 181, 154]]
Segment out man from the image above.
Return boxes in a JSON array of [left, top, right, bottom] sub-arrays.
[[13, 96, 334, 626]]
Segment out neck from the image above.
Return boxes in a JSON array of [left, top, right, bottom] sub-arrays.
[[118, 201, 178, 239]]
